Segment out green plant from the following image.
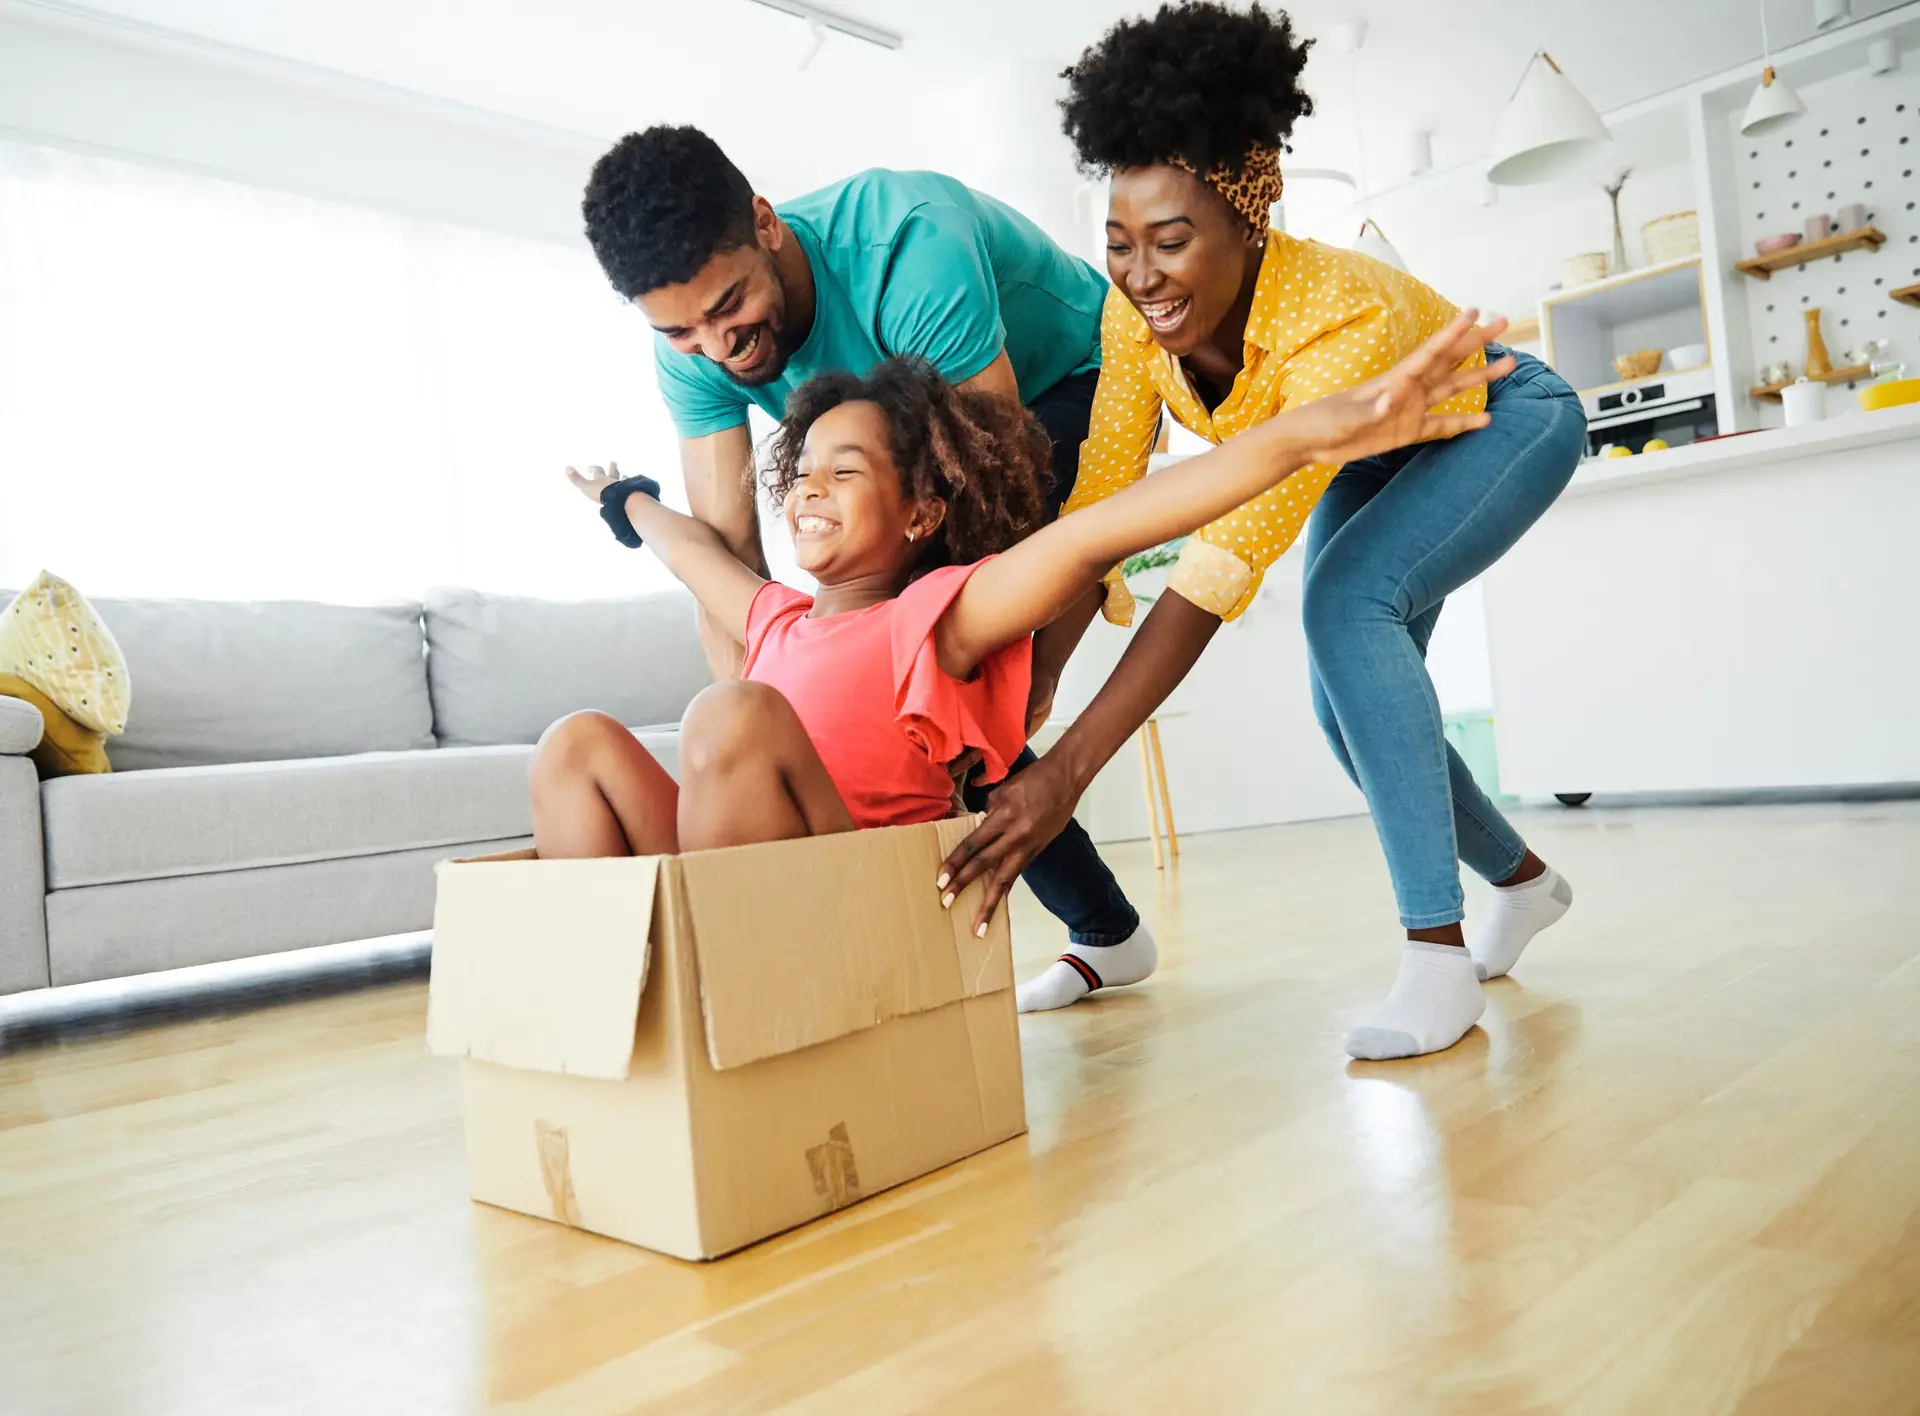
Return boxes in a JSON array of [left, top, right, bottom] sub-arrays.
[[1120, 536, 1188, 604]]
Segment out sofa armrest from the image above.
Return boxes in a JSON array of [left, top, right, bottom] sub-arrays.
[[0, 755, 50, 993], [0, 694, 45, 757]]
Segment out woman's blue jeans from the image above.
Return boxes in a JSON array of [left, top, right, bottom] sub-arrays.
[[1301, 348, 1586, 929]]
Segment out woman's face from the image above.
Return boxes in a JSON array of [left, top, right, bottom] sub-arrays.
[[1105, 164, 1259, 359], [783, 400, 942, 581]]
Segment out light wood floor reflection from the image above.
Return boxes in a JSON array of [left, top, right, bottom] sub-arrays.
[[3, 800, 1918, 1414]]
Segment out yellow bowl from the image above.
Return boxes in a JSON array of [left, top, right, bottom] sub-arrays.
[[1858, 378, 1920, 412], [1613, 349, 1662, 381]]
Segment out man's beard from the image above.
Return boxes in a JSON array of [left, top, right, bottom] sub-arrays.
[[723, 321, 793, 388]]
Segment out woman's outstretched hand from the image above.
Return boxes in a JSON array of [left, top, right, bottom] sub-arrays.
[[1287, 310, 1514, 468]]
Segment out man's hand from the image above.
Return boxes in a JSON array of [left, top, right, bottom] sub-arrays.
[[1289, 311, 1514, 468], [936, 749, 1081, 936]]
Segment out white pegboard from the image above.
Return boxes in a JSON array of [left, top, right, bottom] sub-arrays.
[[1732, 67, 1920, 423]]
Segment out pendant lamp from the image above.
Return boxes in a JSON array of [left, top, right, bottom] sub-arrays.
[[1487, 51, 1611, 186], [1741, 67, 1807, 135], [1740, 1, 1806, 137], [1354, 218, 1408, 272]]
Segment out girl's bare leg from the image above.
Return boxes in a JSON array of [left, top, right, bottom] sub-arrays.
[[530, 710, 680, 858], [676, 681, 855, 851]]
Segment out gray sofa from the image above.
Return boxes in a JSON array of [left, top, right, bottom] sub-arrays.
[[0, 587, 708, 994]]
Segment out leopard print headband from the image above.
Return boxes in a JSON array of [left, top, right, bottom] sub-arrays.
[[1167, 143, 1285, 239]]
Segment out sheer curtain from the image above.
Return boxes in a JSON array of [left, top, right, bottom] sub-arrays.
[[0, 139, 688, 603]]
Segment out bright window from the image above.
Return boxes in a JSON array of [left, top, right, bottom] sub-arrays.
[[0, 139, 687, 603]]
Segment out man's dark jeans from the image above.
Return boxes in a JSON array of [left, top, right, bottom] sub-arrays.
[[959, 367, 1140, 946]]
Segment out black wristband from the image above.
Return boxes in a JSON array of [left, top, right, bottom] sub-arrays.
[[598, 474, 663, 548]]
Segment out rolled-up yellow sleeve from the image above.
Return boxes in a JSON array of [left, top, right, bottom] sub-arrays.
[[1168, 305, 1484, 622], [1061, 288, 1163, 625]]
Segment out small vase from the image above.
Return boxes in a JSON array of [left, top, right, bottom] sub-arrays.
[[1609, 193, 1628, 276], [1804, 308, 1833, 378]]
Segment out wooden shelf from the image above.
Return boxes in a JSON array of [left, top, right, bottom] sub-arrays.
[[1503, 315, 1541, 344], [1734, 227, 1886, 280], [1893, 283, 1920, 309], [1748, 364, 1872, 402]]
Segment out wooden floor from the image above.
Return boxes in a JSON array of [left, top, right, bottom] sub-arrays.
[[4, 800, 1919, 1415]]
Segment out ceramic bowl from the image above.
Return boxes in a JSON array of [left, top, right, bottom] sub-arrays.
[[1858, 377, 1920, 412], [1755, 232, 1802, 256], [1666, 342, 1709, 370]]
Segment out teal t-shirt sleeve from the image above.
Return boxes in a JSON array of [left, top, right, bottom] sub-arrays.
[[876, 207, 1007, 386], [653, 337, 750, 439]]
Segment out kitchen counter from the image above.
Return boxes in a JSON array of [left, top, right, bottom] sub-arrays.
[[1567, 401, 1920, 498], [1485, 402, 1920, 799]]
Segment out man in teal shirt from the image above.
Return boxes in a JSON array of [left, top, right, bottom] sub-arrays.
[[579, 125, 1152, 1001]]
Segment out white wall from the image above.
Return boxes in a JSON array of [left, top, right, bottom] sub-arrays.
[[0, 11, 602, 246], [0, 11, 1097, 258]]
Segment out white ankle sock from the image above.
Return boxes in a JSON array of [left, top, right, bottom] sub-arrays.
[[1344, 942, 1485, 1061], [1016, 924, 1158, 1014], [1468, 867, 1572, 981]]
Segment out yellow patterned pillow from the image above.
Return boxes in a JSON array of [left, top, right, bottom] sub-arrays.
[[0, 674, 110, 776], [0, 572, 131, 735]]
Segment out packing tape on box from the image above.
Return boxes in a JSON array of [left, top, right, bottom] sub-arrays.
[[534, 1119, 583, 1228], [805, 1122, 862, 1210]]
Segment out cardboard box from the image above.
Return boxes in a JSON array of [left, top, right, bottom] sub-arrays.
[[426, 817, 1027, 1261]]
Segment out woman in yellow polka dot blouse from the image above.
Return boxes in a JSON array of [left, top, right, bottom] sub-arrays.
[[941, 3, 1588, 1059]]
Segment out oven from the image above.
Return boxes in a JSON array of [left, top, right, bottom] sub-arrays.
[[1580, 366, 1719, 458]]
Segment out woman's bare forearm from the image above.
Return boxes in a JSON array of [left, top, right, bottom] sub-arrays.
[[938, 418, 1313, 676]]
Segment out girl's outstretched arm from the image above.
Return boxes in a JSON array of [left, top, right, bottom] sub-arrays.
[[933, 312, 1512, 679], [567, 462, 766, 647]]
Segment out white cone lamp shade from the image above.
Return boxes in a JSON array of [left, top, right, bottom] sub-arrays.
[[1740, 66, 1807, 136], [1487, 51, 1611, 185], [1353, 219, 1408, 272]]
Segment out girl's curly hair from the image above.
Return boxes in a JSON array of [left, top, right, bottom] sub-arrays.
[[1059, 2, 1314, 176], [762, 357, 1054, 575]]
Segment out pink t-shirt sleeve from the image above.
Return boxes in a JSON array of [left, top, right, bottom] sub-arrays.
[[888, 561, 1034, 785], [741, 580, 812, 676]]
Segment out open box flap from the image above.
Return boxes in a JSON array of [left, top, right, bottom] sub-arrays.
[[677, 817, 1013, 1071], [426, 853, 659, 1080]]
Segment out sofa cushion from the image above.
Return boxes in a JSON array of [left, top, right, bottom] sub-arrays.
[[425, 588, 709, 747], [43, 744, 525, 889], [40, 730, 682, 890], [44, 841, 529, 987], [94, 598, 435, 771]]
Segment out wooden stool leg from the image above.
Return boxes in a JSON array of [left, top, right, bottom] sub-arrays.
[[1148, 718, 1178, 861], [1137, 727, 1164, 869]]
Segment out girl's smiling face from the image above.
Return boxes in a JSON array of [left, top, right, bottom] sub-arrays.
[[783, 400, 944, 583]]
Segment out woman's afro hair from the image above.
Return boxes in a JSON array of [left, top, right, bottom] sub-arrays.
[[1059, 2, 1315, 176]]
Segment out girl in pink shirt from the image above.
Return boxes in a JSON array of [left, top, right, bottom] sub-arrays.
[[536, 317, 1510, 896]]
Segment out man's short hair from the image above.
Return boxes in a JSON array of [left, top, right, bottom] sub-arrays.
[[582, 125, 757, 299]]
